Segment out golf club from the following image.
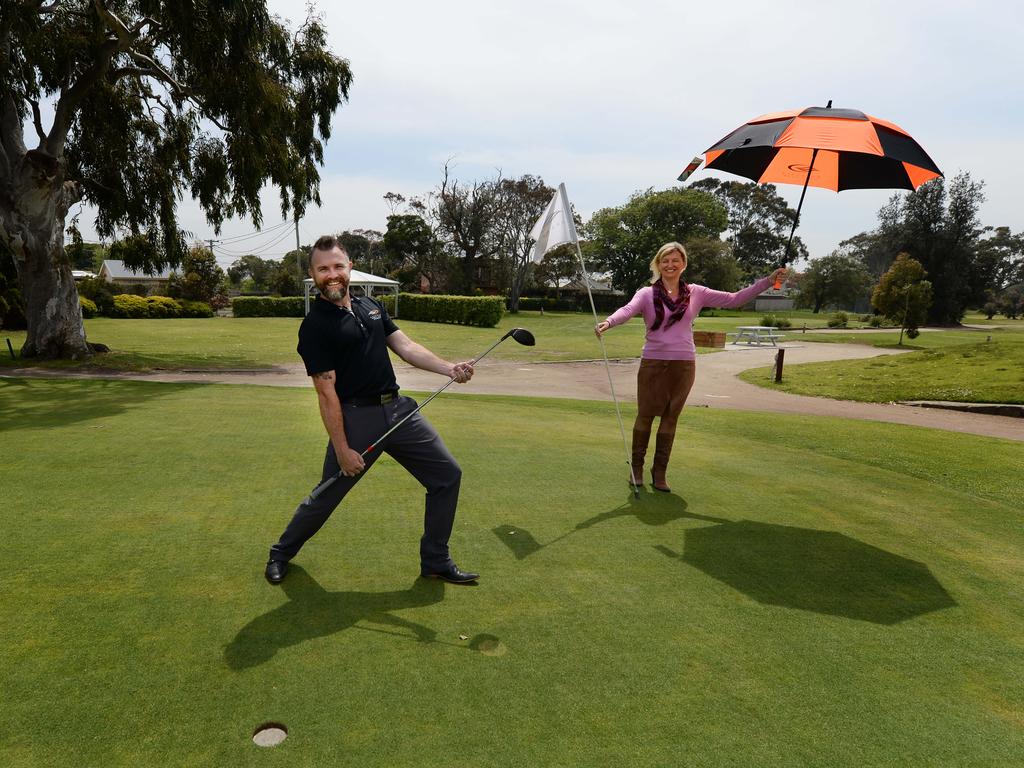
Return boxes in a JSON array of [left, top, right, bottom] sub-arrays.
[[306, 327, 536, 502]]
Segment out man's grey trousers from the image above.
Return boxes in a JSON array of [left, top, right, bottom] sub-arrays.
[[269, 395, 461, 571]]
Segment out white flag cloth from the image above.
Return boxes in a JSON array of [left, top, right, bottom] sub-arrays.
[[529, 183, 577, 262]]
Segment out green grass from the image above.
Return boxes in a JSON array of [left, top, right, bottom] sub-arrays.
[[2, 378, 1023, 767], [0, 311, 717, 372], [3, 308, 1021, 372], [0, 308, 896, 372], [741, 337, 1024, 404]]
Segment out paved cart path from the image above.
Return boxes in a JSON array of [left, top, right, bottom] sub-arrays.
[[5, 342, 1022, 441]]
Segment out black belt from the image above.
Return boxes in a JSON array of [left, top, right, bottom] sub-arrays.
[[344, 391, 399, 406]]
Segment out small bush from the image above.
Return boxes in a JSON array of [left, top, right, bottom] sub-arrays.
[[868, 315, 884, 328], [759, 314, 792, 328], [77, 276, 115, 315], [146, 295, 181, 318], [761, 313, 790, 329], [110, 294, 186, 318], [110, 294, 150, 318], [179, 300, 214, 318], [79, 296, 98, 318], [826, 311, 849, 328]]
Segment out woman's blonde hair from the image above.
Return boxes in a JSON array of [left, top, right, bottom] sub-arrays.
[[649, 242, 688, 283]]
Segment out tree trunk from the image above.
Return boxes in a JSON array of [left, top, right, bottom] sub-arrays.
[[1, 147, 91, 359]]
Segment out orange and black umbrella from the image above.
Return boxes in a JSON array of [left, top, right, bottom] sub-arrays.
[[694, 101, 942, 269]]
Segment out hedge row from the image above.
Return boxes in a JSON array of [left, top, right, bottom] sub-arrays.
[[232, 296, 305, 317], [508, 294, 627, 313], [378, 293, 503, 327], [108, 294, 213, 319]]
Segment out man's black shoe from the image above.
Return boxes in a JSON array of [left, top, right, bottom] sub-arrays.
[[421, 564, 479, 584], [265, 560, 288, 584]]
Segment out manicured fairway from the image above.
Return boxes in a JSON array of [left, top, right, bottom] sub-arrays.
[[2, 379, 1022, 767]]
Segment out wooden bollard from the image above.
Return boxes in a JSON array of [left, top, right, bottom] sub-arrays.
[[774, 348, 785, 382]]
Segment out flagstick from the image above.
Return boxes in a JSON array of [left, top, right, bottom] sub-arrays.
[[558, 185, 641, 498]]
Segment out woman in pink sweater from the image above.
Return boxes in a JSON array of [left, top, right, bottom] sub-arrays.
[[596, 242, 785, 492]]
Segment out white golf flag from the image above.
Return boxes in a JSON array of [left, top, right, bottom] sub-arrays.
[[529, 183, 577, 262]]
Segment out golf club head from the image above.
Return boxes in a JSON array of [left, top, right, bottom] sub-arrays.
[[507, 327, 536, 346]]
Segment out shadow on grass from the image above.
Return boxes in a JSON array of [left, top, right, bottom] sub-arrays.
[[657, 520, 957, 624], [0, 377, 204, 430], [224, 566, 447, 670], [494, 491, 727, 560]]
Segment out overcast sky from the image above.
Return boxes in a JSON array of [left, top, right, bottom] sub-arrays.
[[75, 0, 1024, 270]]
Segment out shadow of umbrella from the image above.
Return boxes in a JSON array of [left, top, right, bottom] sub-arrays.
[[495, 492, 727, 560], [666, 521, 956, 624]]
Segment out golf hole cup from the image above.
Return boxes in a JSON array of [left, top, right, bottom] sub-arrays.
[[252, 722, 288, 747]]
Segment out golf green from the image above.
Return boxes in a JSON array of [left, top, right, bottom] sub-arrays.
[[2, 378, 1021, 767]]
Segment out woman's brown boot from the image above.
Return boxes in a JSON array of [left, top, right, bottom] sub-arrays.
[[652, 432, 674, 492], [630, 427, 650, 488]]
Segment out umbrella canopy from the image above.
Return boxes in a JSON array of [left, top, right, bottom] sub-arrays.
[[703, 104, 942, 192]]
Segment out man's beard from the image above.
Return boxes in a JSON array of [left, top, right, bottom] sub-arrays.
[[318, 279, 348, 302]]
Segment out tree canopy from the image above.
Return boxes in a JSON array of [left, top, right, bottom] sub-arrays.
[[796, 252, 873, 313], [586, 187, 729, 295], [872, 253, 933, 344], [690, 178, 807, 277]]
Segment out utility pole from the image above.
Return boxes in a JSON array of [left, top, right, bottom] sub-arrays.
[[295, 215, 304, 301]]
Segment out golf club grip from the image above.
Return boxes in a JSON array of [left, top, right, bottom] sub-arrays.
[[306, 379, 458, 502], [305, 332, 519, 503]]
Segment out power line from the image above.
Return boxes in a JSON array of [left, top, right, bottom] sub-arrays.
[[214, 225, 295, 257], [213, 219, 292, 245]]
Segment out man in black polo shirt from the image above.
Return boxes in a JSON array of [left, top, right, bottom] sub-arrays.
[[265, 235, 479, 585]]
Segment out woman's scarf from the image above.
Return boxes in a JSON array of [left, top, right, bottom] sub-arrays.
[[650, 279, 690, 331]]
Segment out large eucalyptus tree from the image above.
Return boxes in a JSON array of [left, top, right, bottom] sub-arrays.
[[1, 1, 351, 357]]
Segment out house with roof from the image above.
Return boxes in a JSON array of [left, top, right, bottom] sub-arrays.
[[98, 260, 174, 293]]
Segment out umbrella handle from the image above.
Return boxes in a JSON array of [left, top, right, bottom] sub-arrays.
[[777, 146, 820, 276]]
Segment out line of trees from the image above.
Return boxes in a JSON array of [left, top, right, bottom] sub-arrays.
[[831, 173, 1023, 323]]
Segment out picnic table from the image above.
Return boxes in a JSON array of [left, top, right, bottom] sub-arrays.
[[729, 326, 786, 346]]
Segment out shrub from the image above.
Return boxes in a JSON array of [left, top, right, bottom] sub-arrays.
[[826, 311, 849, 328], [868, 315, 884, 327], [79, 296, 98, 318], [146, 295, 182, 318], [231, 296, 305, 317], [110, 294, 150, 318], [110, 294, 186, 318], [379, 293, 503, 327], [179, 300, 214, 318], [77, 276, 115, 315], [760, 314, 792, 328]]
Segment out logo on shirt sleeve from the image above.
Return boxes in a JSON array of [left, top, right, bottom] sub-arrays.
[[368, 308, 381, 320]]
